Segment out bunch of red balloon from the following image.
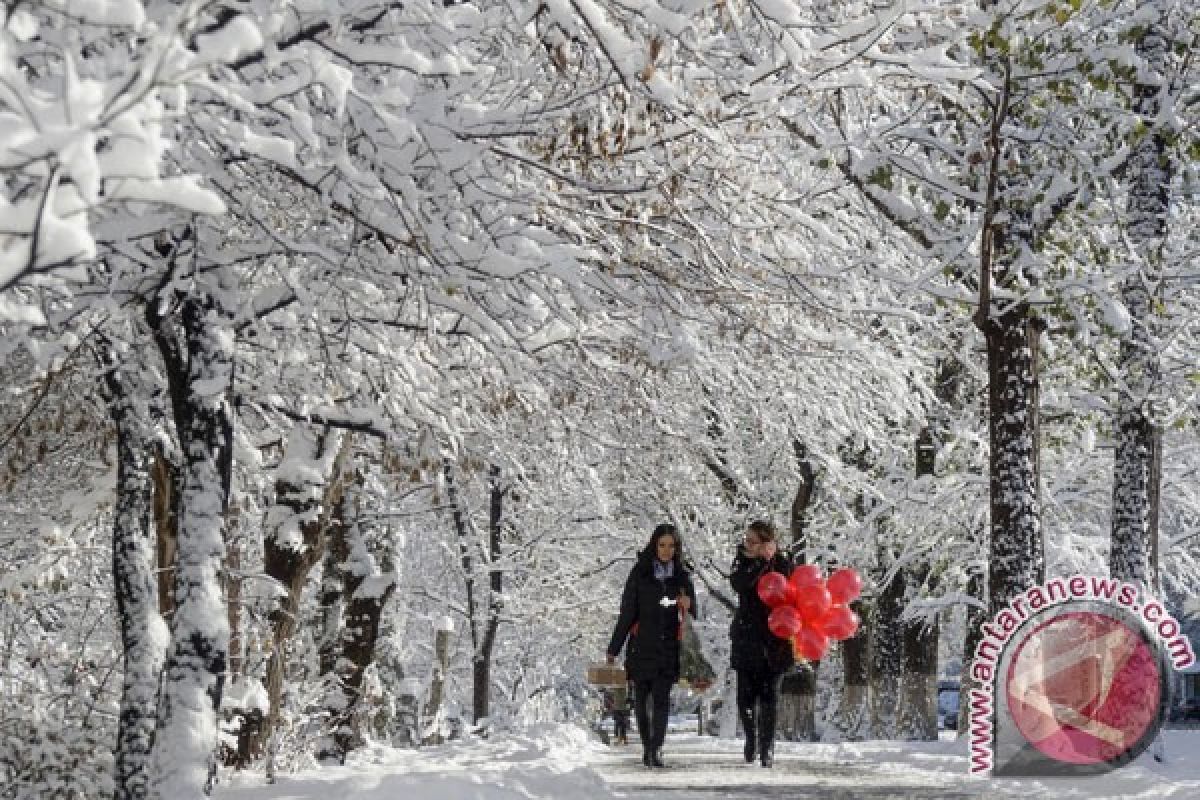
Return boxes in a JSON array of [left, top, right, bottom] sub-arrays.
[[757, 565, 864, 662]]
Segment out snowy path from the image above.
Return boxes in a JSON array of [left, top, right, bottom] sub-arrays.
[[214, 726, 1200, 800], [594, 734, 994, 799], [592, 731, 1200, 799]]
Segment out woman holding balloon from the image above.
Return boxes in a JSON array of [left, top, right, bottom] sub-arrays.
[[734, 521, 866, 768], [728, 519, 794, 767]]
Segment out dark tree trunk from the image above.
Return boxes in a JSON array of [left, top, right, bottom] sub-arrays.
[[472, 464, 505, 725], [150, 444, 179, 618], [101, 349, 167, 800], [245, 429, 352, 766], [868, 562, 906, 737], [981, 303, 1044, 614], [148, 283, 236, 797], [1110, 17, 1171, 592], [779, 439, 819, 741], [896, 427, 940, 740], [442, 456, 479, 702], [835, 599, 871, 741], [958, 563, 987, 735], [972, 16, 1046, 620], [896, 580, 939, 741], [318, 471, 397, 762], [423, 624, 454, 745], [226, 529, 244, 682]]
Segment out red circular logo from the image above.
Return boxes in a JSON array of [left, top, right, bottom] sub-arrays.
[[1004, 611, 1162, 765]]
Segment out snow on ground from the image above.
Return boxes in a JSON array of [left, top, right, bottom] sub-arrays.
[[214, 726, 1200, 800]]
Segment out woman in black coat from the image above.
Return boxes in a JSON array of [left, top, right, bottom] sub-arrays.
[[606, 523, 697, 768], [729, 519, 793, 767]]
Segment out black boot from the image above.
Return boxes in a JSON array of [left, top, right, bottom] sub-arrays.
[[650, 748, 665, 768], [634, 687, 653, 767], [739, 705, 756, 763], [759, 702, 776, 768]]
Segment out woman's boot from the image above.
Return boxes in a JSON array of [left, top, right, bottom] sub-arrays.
[[759, 702, 776, 768], [739, 704, 756, 763]]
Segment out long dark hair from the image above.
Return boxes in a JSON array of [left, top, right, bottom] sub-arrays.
[[638, 522, 686, 572]]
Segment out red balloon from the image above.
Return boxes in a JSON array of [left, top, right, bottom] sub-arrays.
[[768, 605, 804, 639], [827, 567, 864, 605], [757, 572, 789, 607], [789, 564, 823, 590], [820, 605, 860, 641], [792, 627, 829, 662], [794, 583, 832, 622]]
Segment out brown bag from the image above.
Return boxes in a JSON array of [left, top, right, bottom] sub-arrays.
[[586, 662, 627, 687]]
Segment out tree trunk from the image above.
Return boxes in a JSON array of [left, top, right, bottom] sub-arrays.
[[423, 623, 454, 745], [150, 445, 179, 618], [1110, 16, 1170, 591], [896, 427, 940, 740], [248, 429, 352, 765], [319, 471, 398, 762], [833, 599, 870, 741], [981, 304, 1044, 614], [473, 464, 505, 725], [149, 287, 235, 799], [442, 457, 482, 726], [972, 13, 1046, 619], [896, 592, 938, 741], [957, 563, 987, 735], [102, 351, 167, 800], [778, 664, 818, 742], [868, 564, 906, 738], [778, 439, 818, 740], [226, 531, 243, 682]]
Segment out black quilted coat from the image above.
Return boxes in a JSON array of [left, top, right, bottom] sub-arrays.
[[607, 554, 697, 682], [728, 547, 795, 674]]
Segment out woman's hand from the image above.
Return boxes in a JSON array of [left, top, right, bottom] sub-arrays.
[[677, 590, 691, 613]]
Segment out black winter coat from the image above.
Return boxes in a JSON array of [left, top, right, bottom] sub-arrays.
[[607, 556, 697, 682], [729, 547, 794, 674]]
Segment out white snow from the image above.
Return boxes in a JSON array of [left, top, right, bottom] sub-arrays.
[[212, 726, 1200, 799]]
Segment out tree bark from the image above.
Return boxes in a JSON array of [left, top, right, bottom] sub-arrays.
[[778, 438, 818, 740], [472, 464, 505, 725], [248, 429, 353, 764], [972, 6, 1046, 621], [896, 427, 940, 740], [896, 589, 938, 741], [868, 563, 906, 738], [150, 445, 179, 618], [981, 303, 1045, 614], [1110, 15, 1170, 592], [423, 624, 454, 745], [149, 285, 236, 799], [834, 599, 871, 741], [102, 348, 167, 800], [957, 563, 987, 735], [318, 470, 398, 762]]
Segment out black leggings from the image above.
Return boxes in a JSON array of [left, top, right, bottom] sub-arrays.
[[632, 677, 673, 751], [736, 665, 783, 745]]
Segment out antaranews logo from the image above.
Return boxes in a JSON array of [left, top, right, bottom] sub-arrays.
[[968, 575, 1196, 777]]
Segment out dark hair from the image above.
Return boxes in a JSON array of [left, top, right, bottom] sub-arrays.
[[746, 519, 776, 542], [640, 522, 684, 567]]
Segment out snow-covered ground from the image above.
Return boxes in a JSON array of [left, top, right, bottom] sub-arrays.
[[214, 726, 1200, 799]]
